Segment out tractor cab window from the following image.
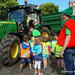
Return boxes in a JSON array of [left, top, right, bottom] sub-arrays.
[[28, 13, 38, 22], [8, 9, 24, 24], [28, 13, 40, 26]]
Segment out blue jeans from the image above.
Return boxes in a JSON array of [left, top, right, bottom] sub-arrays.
[[63, 48, 75, 75], [21, 58, 31, 65]]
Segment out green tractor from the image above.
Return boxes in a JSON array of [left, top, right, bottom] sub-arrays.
[[0, 0, 50, 65]]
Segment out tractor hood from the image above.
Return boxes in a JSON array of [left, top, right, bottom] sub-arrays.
[[0, 21, 17, 40]]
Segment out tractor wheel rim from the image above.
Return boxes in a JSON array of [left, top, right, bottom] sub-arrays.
[[11, 43, 19, 58], [42, 32, 49, 37]]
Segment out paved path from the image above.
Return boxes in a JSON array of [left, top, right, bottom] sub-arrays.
[[0, 56, 66, 75]]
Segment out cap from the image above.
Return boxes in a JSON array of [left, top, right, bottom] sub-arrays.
[[61, 7, 73, 17]]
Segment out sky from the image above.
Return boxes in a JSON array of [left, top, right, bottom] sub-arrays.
[[18, 0, 75, 11]]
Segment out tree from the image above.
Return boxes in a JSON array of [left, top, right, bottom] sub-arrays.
[[0, 0, 19, 20], [40, 3, 59, 15]]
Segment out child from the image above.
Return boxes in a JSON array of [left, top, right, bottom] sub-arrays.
[[48, 37, 52, 46], [32, 37, 43, 75], [28, 26, 41, 37], [54, 44, 64, 69], [41, 36, 51, 70], [50, 35, 58, 62], [30, 37, 35, 67], [19, 35, 32, 72]]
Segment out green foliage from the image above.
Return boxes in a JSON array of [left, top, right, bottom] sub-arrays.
[[0, 0, 19, 20], [40, 3, 59, 15], [6, 0, 19, 7]]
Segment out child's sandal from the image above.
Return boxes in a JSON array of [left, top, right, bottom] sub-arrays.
[[34, 71, 38, 75]]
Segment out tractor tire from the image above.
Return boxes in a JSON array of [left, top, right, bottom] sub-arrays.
[[0, 35, 20, 65], [40, 27, 50, 37]]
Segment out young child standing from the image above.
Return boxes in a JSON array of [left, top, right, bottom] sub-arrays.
[[19, 35, 32, 72], [41, 36, 51, 70], [48, 37, 52, 46], [54, 44, 64, 69], [50, 35, 58, 62], [29, 37, 35, 67], [32, 37, 43, 75]]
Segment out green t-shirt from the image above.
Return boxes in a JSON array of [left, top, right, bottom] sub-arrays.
[[32, 29, 41, 37], [66, 27, 71, 35]]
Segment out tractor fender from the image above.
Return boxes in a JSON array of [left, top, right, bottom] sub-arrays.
[[9, 32, 24, 41]]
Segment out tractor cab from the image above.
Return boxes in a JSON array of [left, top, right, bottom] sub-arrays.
[[7, 4, 41, 34]]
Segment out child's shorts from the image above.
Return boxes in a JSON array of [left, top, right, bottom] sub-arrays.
[[42, 54, 49, 58], [51, 52, 55, 55], [56, 57, 63, 60], [21, 58, 31, 65]]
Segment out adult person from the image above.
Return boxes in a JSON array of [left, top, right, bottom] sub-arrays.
[[29, 20, 35, 28], [26, 16, 29, 34], [57, 7, 75, 75], [28, 26, 41, 37]]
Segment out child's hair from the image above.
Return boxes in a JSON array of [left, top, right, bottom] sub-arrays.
[[53, 35, 58, 40], [28, 35, 32, 40], [34, 37, 41, 45], [42, 36, 48, 42], [48, 36, 52, 42], [28, 26, 33, 30], [23, 35, 28, 41]]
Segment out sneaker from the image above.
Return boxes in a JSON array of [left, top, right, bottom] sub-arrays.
[[42, 67, 47, 70], [19, 68, 22, 72], [38, 72, 43, 75], [30, 68, 32, 71]]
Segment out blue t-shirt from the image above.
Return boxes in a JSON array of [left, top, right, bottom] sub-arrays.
[[32, 45, 42, 55]]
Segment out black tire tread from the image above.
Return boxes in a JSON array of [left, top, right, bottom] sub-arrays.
[[0, 35, 20, 65], [40, 26, 50, 37]]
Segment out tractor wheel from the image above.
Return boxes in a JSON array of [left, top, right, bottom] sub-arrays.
[[41, 27, 50, 37], [0, 35, 20, 65]]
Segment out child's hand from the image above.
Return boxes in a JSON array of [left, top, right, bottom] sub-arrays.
[[49, 53, 51, 55], [34, 51, 37, 54], [33, 53, 36, 56]]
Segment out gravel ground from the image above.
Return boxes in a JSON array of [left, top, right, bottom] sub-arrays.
[[0, 56, 66, 75]]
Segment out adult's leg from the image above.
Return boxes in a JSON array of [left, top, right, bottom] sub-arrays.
[[63, 49, 74, 75]]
